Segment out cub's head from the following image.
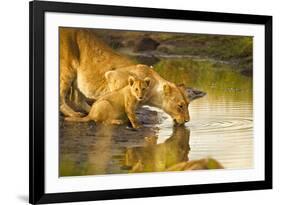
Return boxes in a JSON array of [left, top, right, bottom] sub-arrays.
[[128, 76, 151, 101], [162, 83, 190, 125]]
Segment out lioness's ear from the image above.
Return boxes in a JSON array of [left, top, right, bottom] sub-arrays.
[[177, 83, 186, 89], [105, 71, 113, 82], [144, 77, 151, 87], [128, 76, 135, 86], [163, 84, 171, 95]]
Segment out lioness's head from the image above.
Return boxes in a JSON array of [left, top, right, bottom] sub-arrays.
[[162, 83, 190, 125], [128, 76, 151, 101]]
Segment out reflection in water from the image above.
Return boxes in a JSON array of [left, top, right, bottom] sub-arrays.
[[124, 126, 224, 173], [59, 58, 253, 176], [86, 125, 114, 174], [124, 126, 190, 172], [59, 112, 159, 176]]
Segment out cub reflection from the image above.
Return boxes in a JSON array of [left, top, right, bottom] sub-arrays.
[[124, 126, 190, 172]]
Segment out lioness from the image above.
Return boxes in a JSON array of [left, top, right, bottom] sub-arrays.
[[60, 28, 204, 124], [65, 76, 151, 128]]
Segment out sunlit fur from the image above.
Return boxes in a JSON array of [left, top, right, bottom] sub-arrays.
[[64, 76, 150, 128], [125, 126, 190, 172], [162, 84, 190, 124], [105, 65, 190, 124], [60, 28, 190, 124]]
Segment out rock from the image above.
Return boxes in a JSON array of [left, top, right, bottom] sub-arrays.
[[177, 84, 206, 101], [135, 107, 159, 125], [134, 37, 160, 52], [186, 87, 207, 101]]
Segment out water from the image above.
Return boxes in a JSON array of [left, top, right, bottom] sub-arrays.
[[188, 99, 253, 169], [59, 58, 253, 176]]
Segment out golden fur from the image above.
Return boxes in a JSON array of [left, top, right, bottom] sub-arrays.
[[65, 76, 151, 128], [125, 126, 223, 172], [60, 28, 190, 124], [125, 126, 190, 172], [105, 65, 190, 124]]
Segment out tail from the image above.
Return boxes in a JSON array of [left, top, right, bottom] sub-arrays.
[[64, 115, 91, 122]]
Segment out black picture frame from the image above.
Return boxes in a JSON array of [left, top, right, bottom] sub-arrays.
[[29, 0, 272, 204]]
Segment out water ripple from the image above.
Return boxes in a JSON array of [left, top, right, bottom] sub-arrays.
[[189, 117, 253, 134]]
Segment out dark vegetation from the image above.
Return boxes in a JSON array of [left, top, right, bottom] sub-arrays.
[[94, 29, 253, 75]]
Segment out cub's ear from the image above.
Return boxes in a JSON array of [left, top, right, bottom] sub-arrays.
[[144, 77, 151, 87], [128, 76, 135, 86], [163, 84, 171, 95]]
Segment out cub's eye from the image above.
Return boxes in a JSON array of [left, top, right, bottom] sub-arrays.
[[135, 88, 138, 91], [142, 88, 146, 91], [178, 104, 183, 109]]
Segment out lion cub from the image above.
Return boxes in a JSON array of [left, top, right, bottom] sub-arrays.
[[65, 76, 151, 128]]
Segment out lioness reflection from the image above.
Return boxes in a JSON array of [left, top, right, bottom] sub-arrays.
[[125, 126, 189, 172], [124, 126, 223, 173]]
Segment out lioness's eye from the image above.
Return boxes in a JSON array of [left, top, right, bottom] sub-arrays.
[[142, 88, 145, 91], [135, 88, 138, 91], [178, 104, 183, 109]]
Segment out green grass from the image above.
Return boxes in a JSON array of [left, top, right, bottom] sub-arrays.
[[160, 34, 253, 63], [154, 59, 253, 102]]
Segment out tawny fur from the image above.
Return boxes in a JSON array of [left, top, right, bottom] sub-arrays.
[[65, 76, 151, 128], [60, 28, 190, 124]]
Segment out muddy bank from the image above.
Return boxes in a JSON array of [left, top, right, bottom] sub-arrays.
[[59, 107, 161, 176]]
